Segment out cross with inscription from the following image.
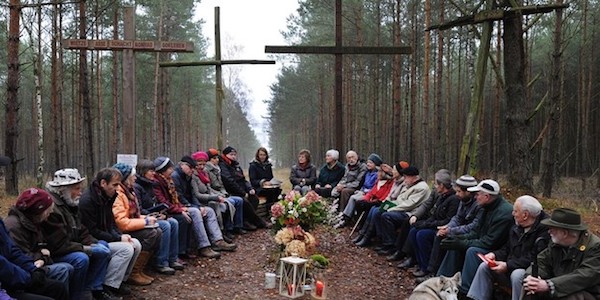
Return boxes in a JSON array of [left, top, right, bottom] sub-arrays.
[[63, 6, 194, 154]]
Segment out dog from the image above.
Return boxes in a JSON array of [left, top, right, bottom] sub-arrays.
[[408, 272, 461, 300]]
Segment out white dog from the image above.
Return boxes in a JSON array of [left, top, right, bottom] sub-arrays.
[[408, 272, 461, 300]]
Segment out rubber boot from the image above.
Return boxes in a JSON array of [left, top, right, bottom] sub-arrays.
[[138, 251, 155, 283], [127, 251, 153, 286]]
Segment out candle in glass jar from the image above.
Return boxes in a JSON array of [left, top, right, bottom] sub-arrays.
[[315, 280, 324, 297]]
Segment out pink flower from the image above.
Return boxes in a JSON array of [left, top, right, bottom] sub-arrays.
[[284, 190, 298, 202], [305, 190, 320, 202], [271, 203, 284, 218]]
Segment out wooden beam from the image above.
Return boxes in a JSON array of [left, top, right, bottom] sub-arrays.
[[160, 59, 275, 67], [265, 45, 412, 55], [428, 3, 569, 31]]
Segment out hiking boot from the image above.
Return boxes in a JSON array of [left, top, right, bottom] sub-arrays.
[[351, 234, 364, 244], [386, 251, 405, 261], [198, 246, 221, 259], [243, 221, 257, 231], [155, 265, 176, 275], [170, 260, 185, 270], [223, 232, 234, 243], [412, 270, 430, 277], [103, 284, 131, 296], [213, 239, 237, 252], [397, 257, 416, 269], [232, 227, 248, 235], [92, 289, 122, 300], [414, 274, 434, 284]]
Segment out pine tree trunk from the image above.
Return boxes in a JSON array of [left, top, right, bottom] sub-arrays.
[[79, 0, 94, 178], [503, 0, 533, 193], [112, 7, 120, 158], [35, 3, 45, 187], [4, 0, 21, 195]]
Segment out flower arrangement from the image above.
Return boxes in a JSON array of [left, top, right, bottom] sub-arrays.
[[270, 190, 328, 231], [274, 225, 317, 257]]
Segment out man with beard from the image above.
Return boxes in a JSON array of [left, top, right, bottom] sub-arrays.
[[522, 208, 600, 299], [43, 168, 116, 300], [79, 168, 140, 297]]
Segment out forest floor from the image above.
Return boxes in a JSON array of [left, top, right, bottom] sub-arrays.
[[0, 170, 599, 299]]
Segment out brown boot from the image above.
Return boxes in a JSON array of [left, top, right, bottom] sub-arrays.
[[126, 251, 153, 286], [198, 247, 221, 259], [212, 239, 237, 252], [138, 251, 155, 283]]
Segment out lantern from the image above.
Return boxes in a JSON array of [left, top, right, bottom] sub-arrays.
[[278, 255, 308, 298], [310, 269, 327, 300]]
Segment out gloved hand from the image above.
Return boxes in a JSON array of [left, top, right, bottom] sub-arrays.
[[439, 237, 467, 250], [30, 268, 47, 287]]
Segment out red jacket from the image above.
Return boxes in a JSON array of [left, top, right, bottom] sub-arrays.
[[362, 179, 393, 202]]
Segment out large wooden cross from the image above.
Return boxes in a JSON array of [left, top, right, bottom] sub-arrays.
[[265, 0, 412, 151], [427, 2, 568, 176], [63, 6, 194, 154], [160, 7, 275, 150]]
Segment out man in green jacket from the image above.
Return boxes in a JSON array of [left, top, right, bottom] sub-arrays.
[[523, 208, 600, 299], [438, 179, 514, 295]]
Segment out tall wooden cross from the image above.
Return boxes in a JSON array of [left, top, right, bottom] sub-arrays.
[[63, 6, 194, 155], [160, 7, 275, 150], [265, 0, 412, 151], [427, 2, 568, 176]]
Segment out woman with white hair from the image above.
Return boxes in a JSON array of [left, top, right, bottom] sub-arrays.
[[313, 149, 345, 198]]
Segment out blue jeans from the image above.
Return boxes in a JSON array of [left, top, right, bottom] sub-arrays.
[[467, 262, 526, 300], [54, 242, 110, 297], [360, 206, 383, 236], [409, 228, 436, 272], [46, 262, 74, 297], [155, 218, 179, 267], [461, 247, 489, 293], [225, 196, 244, 230], [376, 210, 409, 246]]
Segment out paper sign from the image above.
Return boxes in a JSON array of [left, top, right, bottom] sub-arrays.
[[117, 154, 138, 167]]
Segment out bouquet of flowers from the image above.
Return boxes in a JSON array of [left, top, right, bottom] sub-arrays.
[[270, 190, 328, 231], [274, 225, 317, 257]]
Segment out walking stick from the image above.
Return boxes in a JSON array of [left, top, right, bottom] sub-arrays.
[[349, 211, 365, 238]]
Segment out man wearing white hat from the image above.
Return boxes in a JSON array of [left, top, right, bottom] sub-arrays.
[[43, 168, 118, 300], [438, 179, 514, 297]]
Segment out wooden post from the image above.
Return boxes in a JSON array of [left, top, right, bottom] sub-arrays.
[[215, 7, 224, 150], [122, 6, 135, 154]]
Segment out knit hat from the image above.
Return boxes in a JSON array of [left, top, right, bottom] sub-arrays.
[[48, 168, 86, 187], [16, 188, 53, 216], [180, 155, 197, 168], [394, 161, 410, 173], [0, 156, 10, 166], [113, 163, 135, 181], [154, 156, 174, 173], [222, 146, 237, 155], [192, 151, 209, 162], [367, 153, 383, 166], [455, 175, 478, 188], [467, 179, 500, 195], [400, 166, 419, 176], [435, 170, 452, 187], [207, 148, 220, 159]]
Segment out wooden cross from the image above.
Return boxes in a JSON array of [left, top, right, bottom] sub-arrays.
[[427, 1, 568, 176], [63, 6, 194, 154], [160, 7, 275, 150], [265, 0, 412, 151]]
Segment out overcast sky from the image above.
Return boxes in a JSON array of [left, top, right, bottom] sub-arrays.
[[194, 1, 299, 148]]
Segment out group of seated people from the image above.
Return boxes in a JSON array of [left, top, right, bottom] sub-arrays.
[[311, 149, 599, 300], [0, 146, 275, 300], [2, 147, 599, 300]]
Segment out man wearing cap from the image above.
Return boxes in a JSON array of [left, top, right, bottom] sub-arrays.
[[373, 165, 432, 256], [43, 168, 116, 300], [468, 195, 549, 300], [79, 168, 142, 296], [414, 174, 482, 283], [332, 150, 367, 212], [396, 170, 460, 277], [172, 156, 201, 208], [438, 179, 513, 296], [522, 208, 600, 299]]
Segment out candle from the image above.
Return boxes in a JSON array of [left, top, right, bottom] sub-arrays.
[[316, 280, 324, 297], [288, 283, 295, 295]]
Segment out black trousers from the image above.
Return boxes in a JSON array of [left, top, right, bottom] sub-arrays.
[[8, 278, 69, 300]]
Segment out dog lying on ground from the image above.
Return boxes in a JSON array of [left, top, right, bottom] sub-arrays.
[[408, 272, 461, 300]]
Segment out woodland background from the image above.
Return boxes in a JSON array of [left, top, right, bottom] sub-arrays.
[[0, 0, 599, 197]]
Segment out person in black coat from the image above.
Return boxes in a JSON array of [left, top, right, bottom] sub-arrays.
[[219, 146, 271, 230], [248, 147, 282, 214]]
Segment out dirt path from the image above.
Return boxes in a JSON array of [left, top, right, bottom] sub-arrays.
[[128, 226, 415, 299]]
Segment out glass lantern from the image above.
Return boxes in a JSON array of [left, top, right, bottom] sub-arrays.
[[310, 269, 327, 299], [278, 255, 308, 298]]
